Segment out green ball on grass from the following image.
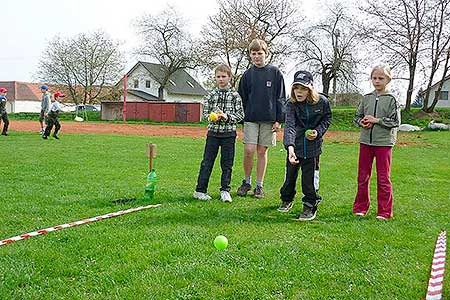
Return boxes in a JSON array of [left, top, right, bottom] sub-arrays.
[[213, 235, 228, 250]]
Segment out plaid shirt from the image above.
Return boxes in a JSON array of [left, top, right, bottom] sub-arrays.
[[202, 87, 244, 134]]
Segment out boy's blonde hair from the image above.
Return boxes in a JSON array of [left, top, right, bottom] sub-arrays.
[[370, 64, 393, 81], [291, 84, 320, 105], [248, 39, 268, 55], [215, 64, 232, 77]]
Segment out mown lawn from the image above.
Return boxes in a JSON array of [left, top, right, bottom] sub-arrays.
[[0, 130, 449, 299]]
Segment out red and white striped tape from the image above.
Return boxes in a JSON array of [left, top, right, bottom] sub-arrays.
[[426, 231, 446, 300], [0, 204, 161, 247]]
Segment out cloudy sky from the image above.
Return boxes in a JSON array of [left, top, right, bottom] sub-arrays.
[[1, 0, 326, 82], [1, 0, 221, 81]]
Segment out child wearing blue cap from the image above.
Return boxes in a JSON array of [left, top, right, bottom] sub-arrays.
[[0, 87, 9, 136], [39, 85, 50, 134]]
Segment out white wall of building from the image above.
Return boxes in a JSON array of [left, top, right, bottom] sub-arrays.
[[127, 65, 159, 97], [428, 79, 450, 108], [165, 93, 203, 103], [10, 101, 41, 113]]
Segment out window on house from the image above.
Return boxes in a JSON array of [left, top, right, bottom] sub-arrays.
[[169, 79, 176, 86], [134, 79, 139, 88], [146, 80, 151, 88], [186, 81, 194, 88], [435, 91, 449, 100]]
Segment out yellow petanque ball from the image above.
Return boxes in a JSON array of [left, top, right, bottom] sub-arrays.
[[209, 112, 218, 122]]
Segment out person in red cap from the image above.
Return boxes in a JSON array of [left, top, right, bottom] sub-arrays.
[[0, 87, 9, 136], [43, 91, 64, 139]]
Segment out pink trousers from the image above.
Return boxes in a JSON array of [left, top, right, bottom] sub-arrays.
[[353, 144, 394, 218]]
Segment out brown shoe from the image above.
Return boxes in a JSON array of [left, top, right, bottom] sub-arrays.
[[236, 180, 252, 196], [253, 186, 264, 199]]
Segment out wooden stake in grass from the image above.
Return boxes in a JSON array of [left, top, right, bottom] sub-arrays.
[[144, 144, 158, 201]]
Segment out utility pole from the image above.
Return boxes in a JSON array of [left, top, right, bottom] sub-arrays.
[[332, 29, 340, 107]]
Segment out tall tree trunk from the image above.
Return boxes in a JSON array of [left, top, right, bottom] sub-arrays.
[[158, 87, 164, 100], [322, 70, 332, 95]]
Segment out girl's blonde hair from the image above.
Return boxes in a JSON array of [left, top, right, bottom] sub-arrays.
[[291, 84, 320, 104], [370, 64, 393, 81]]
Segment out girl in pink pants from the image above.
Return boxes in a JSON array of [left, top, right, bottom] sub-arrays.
[[353, 65, 400, 220]]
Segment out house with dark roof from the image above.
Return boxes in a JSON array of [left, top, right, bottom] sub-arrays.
[[116, 61, 207, 102], [419, 74, 450, 108], [0, 81, 44, 113]]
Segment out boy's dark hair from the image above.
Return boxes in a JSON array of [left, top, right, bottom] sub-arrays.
[[215, 64, 233, 77], [248, 39, 268, 55]]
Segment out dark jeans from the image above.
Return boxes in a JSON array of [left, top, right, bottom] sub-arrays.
[[195, 135, 236, 193], [1, 112, 8, 134], [44, 115, 61, 137], [280, 155, 321, 208]]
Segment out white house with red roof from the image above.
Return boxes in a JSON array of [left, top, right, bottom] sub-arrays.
[[0, 81, 45, 113]]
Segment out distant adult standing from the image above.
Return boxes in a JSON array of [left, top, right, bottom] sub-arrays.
[[236, 39, 286, 198], [39, 85, 50, 134], [0, 87, 9, 136]]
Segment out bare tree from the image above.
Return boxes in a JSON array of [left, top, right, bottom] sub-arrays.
[[294, 3, 362, 103], [134, 6, 199, 99], [199, 0, 298, 86], [38, 30, 124, 104], [360, 0, 428, 111], [421, 0, 450, 112]]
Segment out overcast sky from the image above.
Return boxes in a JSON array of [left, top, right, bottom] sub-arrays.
[[1, 0, 220, 81], [1, 0, 328, 83]]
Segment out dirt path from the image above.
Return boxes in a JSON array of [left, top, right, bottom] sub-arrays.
[[9, 120, 425, 146], [10, 120, 345, 141]]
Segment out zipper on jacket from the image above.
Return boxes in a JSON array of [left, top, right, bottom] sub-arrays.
[[304, 104, 310, 159], [370, 97, 379, 144]]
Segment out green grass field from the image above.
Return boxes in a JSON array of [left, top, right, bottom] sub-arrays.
[[0, 131, 449, 299]]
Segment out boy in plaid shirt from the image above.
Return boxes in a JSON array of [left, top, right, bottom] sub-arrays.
[[193, 64, 244, 202]]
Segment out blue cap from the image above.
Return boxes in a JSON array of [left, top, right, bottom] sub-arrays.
[[40, 85, 49, 91]]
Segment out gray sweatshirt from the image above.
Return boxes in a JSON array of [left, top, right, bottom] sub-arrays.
[[41, 93, 51, 113], [354, 91, 400, 146]]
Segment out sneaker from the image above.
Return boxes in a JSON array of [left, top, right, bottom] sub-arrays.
[[354, 212, 366, 216], [253, 186, 264, 199], [236, 180, 252, 196], [277, 201, 294, 213], [376, 215, 389, 220], [42, 135, 48, 140], [220, 191, 232, 202], [193, 191, 212, 201], [1, 132, 7, 136], [53, 134, 60, 139], [296, 205, 317, 221], [39, 129, 44, 134]]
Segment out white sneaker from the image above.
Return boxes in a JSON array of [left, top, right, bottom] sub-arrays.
[[220, 191, 232, 202], [193, 191, 212, 201]]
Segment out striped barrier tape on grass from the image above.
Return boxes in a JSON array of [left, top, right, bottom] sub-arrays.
[[426, 231, 446, 300], [0, 204, 161, 247]]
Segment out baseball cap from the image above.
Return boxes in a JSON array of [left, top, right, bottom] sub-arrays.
[[292, 70, 314, 87], [0, 87, 7, 93], [40, 85, 49, 91], [53, 92, 65, 98]]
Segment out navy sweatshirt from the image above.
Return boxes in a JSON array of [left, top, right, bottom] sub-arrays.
[[283, 95, 332, 159], [238, 64, 286, 123]]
